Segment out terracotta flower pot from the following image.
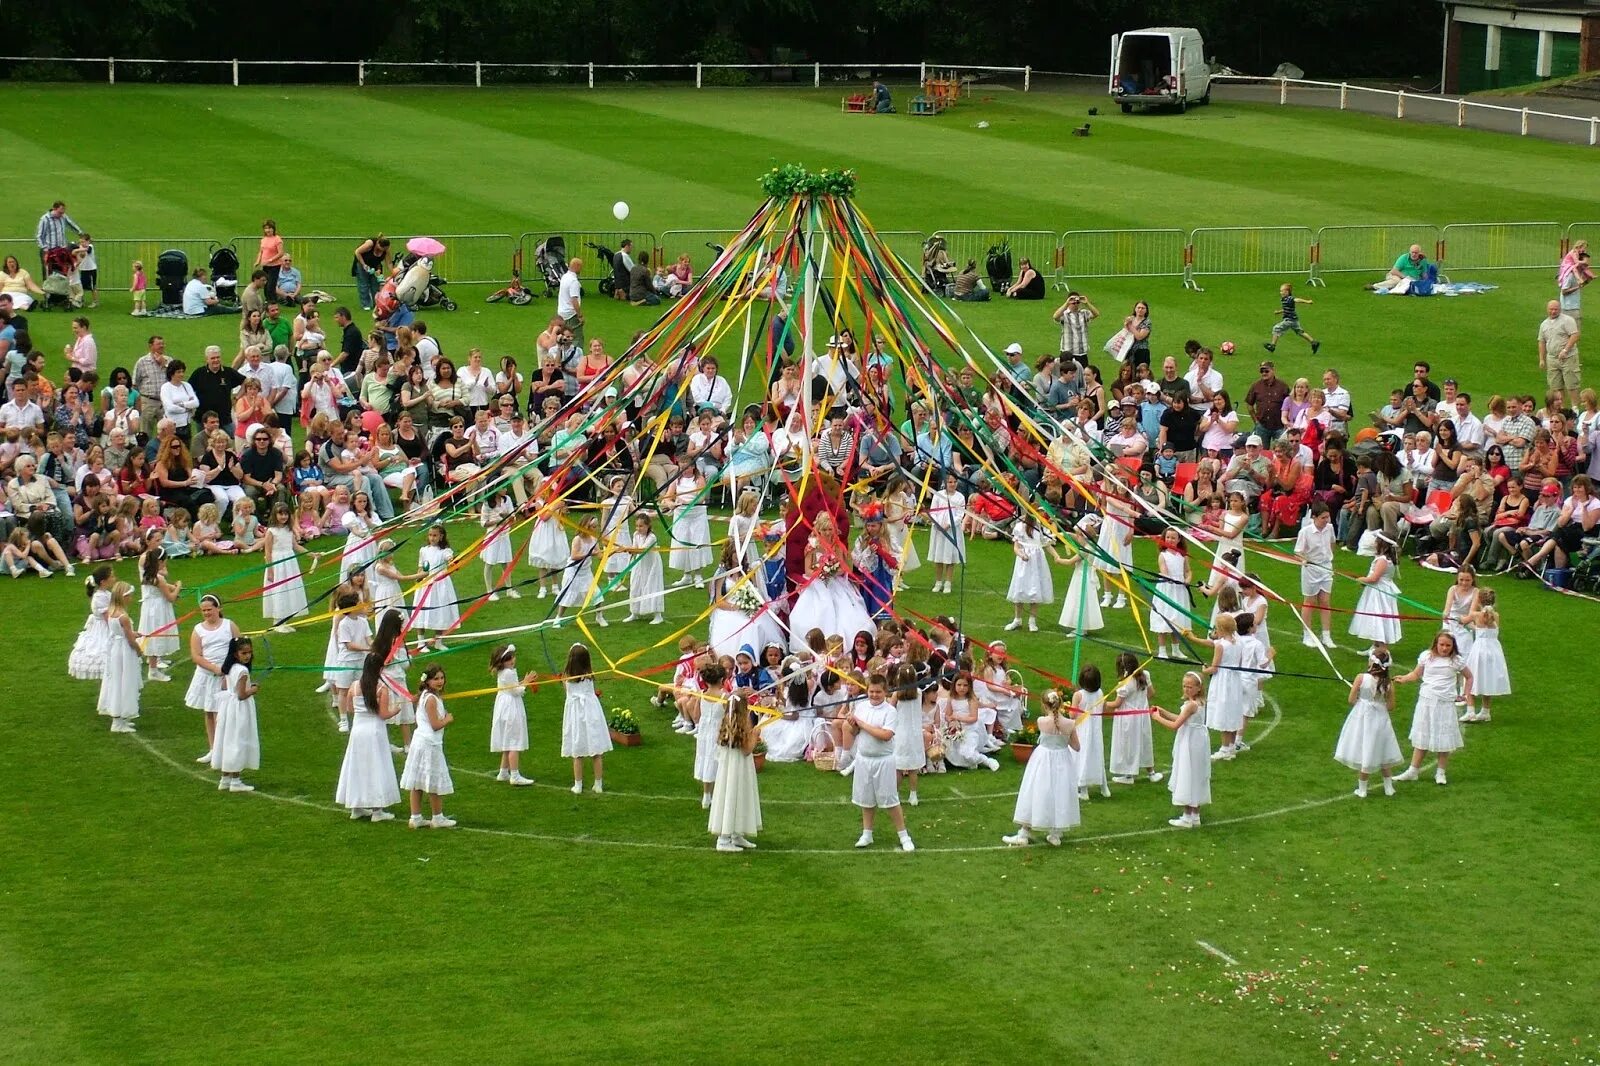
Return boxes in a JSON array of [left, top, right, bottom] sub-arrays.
[[1011, 742, 1035, 764], [754, 753, 766, 773], [609, 729, 641, 747]]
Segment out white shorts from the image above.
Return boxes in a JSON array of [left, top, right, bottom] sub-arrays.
[[851, 753, 902, 809], [1301, 565, 1334, 597]]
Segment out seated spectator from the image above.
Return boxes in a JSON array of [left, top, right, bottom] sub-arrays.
[[182, 269, 226, 316], [1366, 244, 1432, 293], [273, 255, 303, 303], [629, 258, 659, 307], [952, 259, 988, 302], [1, 256, 46, 310], [813, 407, 857, 479], [1005, 258, 1045, 300]]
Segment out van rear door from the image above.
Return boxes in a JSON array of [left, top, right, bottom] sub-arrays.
[[1109, 34, 1121, 94], [1175, 34, 1186, 99]]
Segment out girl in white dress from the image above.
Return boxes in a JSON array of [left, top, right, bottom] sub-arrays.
[[68, 566, 115, 680], [708, 540, 764, 660], [727, 489, 761, 570], [527, 496, 570, 599], [1462, 592, 1509, 722], [186, 595, 241, 764], [261, 503, 308, 632], [764, 673, 815, 763], [598, 478, 634, 616], [1105, 652, 1162, 785], [210, 637, 260, 793], [940, 671, 1000, 772], [1149, 529, 1193, 659], [1441, 568, 1480, 663], [1194, 613, 1246, 760], [335, 651, 402, 822], [667, 469, 712, 588], [621, 513, 665, 623], [926, 473, 966, 594], [1094, 481, 1133, 610], [402, 665, 457, 829], [1333, 647, 1402, 797], [555, 516, 600, 624], [1003, 689, 1081, 846], [489, 643, 537, 786], [333, 593, 372, 733], [560, 642, 611, 794], [709, 693, 762, 852], [137, 547, 181, 682], [368, 540, 414, 615], [1214, 492, 1250, 571], [975, 642, 1023, 736], [1071, 665, 1111, 800], [412, 524, 459, 649], [339, 492, 380, 581], [920, 685, 947, 774], [843, 674, 915, 852], [480, 489, 517, 601], [98, 582, 143, 733], [1052, 522, 1104, 634], [1233, 612, 1273, 751], [787, 511, 874, 654], [373, 609, 414, 753], [884, 478, 921, 585], [890, 663, 925, 806], [693, 660, 728, 808], [1153, 671, 1211, 828], [1393, 631, 1473, 786], [1350, 536, 1403, 647], [1005, 513, 1054, 632]]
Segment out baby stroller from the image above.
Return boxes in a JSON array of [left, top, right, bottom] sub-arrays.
[[394, 252, 458, 312], [535, 235, 568, 297], [586, 240, 621, 296], [156, 249, 189, 309], [208, 243, 241, 307], [35, 247, 78, 310], [922, 235, 955, 296]]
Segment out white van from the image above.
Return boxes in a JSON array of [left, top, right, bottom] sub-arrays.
[[1109, 27, 1211, 113]]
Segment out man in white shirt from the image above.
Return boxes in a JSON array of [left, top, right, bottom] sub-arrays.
[[557, 257, 585, 349], [0, 379, 44, 432], [182, 269, 224, 316], [1182, 350, 1223, 402], [688, 356, 733, 420], [465, 408, 500, 462], [1449, 392, 1484, 454], [1293, 502, 1338, 648], [266, 349, 299, 423], [498, 412, 535, 462], [1320, 368, 1352, 437], [810, 338, 850, 405], [237, 345, 269, 384]]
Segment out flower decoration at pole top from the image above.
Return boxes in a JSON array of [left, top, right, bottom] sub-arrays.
[[759, 163, 858, 199]]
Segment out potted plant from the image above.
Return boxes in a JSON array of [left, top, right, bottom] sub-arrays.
[[753, 739, 768, 773], [607, 707, 642, 747], [1008, 721, 1039, 764], [985, 238, 1013, 291]]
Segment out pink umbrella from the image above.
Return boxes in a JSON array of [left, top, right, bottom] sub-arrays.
[[406, 236, 447, 257]]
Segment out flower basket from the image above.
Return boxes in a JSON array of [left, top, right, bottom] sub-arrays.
[[607, 707, 641, 747], [610, 729, 642, 747]]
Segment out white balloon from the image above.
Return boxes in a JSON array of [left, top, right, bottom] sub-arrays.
[[612, 201, 630, 221]]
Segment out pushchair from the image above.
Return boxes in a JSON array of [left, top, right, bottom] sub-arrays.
[[587, 240, 621, 296], [535, 236, 568, 297], [394, 252, 458, 312], [922, 235, 955, 296], [208, 243, 241, 307], [36, 247, 78, 310], [156, 249, 189, 309]]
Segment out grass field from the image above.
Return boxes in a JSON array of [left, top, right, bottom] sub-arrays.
[[4, 85, 1599, 1065]]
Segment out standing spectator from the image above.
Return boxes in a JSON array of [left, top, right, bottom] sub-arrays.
[[1155, 356, 1189, 406], [238, 309, 271, 360], [133, 336, 170, 431], [61, 317, 97, 377], [35, 200, 82, 275], [1451, 393, 1485, 455], [1245, 360, 1289, 445], [238, 270, 268, 320], [351, 235, 391, 312], [1119, 300, 1153, 371], [1559, 247, 1590, 324], [1158, 393, 1202, 463], [188, 346, 245, 436], [253, 219, 286, 308], [330, 307, 364, 377], [160, 361, 200, 445], [266, 348, 299, 429], [1538, 299, 1582, 410], [558, 256, 585, 349], [612, 239, 636, 297], [1183, 348, 1223, 404], [263, 303, 292, 355], [1052, 291, 1099, 366], [1321, 368, 1353, 438], [73, 234, 99, 309]]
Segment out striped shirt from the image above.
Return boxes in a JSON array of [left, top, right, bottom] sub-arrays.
[[812, 428, 856, 475], [35, 210, 81, 251]]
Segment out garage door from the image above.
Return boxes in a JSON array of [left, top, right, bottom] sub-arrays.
[[1499, 27, 1540, 86], [1458, 22, 1491, 92]]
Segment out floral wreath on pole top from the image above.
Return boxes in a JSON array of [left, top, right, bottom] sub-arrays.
[[759, 163, 858, 199]]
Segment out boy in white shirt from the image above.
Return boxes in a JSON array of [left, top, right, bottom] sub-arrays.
[[1294, 502, 1338, 649], [843, 676, 915, 852]]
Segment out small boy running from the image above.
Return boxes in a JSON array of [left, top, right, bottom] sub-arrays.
[[1264, 283, 1319, 354]]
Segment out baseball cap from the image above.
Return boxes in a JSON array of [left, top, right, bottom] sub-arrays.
[[1141, 381, 1160, 395], [1541, 481, 1561, 495], [1004, 342, 1023, 355], [1258, 361, 1274, 371], [1119, 397, 1138, 408], [1246, 434, 1263, 447]]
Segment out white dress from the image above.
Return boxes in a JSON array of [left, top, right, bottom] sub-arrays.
[[400, 692, 455, 796], [1408, 652, 1465, 752], [528, 514, 569, 570], [669, 478, 712, 572], [339, 511, 378, 581], [560, 678, 612, 758], [1204, 636, 1247, 733], [489, 666, 529, 752], [68, 589, 113, 679], [1094, 499, 1134, 574], [1167, 706, 1212, 807], [787, 542, 875, 652], [261, 526, 308, 623], [384, 643, 414, 726], [693, 696, 726, 783], [1006, 524, 1054, 604], [1072, 689, 1108, 790], [628, 531, 665, 617], [369, 567, 407, 616], [886, 496, 920, 574], [708, 568, 782, 661], [892, 695, 925, 771], [1059, 559, 1104, 631], [1443, 591, 1478, 660], [413, 545, 459, 632], [707, 744, 762, 837], [184, 619, 234, 712], [1238, 633, 1269, 718], [1013, 730, 1081, 831], [480, 499, 515, 566], [1109, 677, 1155, 776], [926, 489, 966, 565], [97, 617, 142, 721], [976, 666, 1023, 735], [138, 581, 179, 658], [601, 496, 634, 576], [1333, 673, 1403, 772], [942, 698, 991, 769], [335, 692, 401, 811], [210, 664, 260, 773], [1465, 625, 1510, 696], [1241, 592, 1271, 654], [1349, 557, 1402, 645], [763, 700, 814, 762], [557, 536, 598, 610], [1149, 549, 1192, 635]]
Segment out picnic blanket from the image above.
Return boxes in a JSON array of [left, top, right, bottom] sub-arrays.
[[1374, 281, 1498, 297]]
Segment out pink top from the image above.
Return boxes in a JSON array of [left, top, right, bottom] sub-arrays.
[[70, 334, 98, 374], [257, 234, 285, 267], [131, 269, 147, 292]]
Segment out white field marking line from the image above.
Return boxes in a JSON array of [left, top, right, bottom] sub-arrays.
[[134, 734, 1361, 856], [1195, 940, 1239, 966]]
